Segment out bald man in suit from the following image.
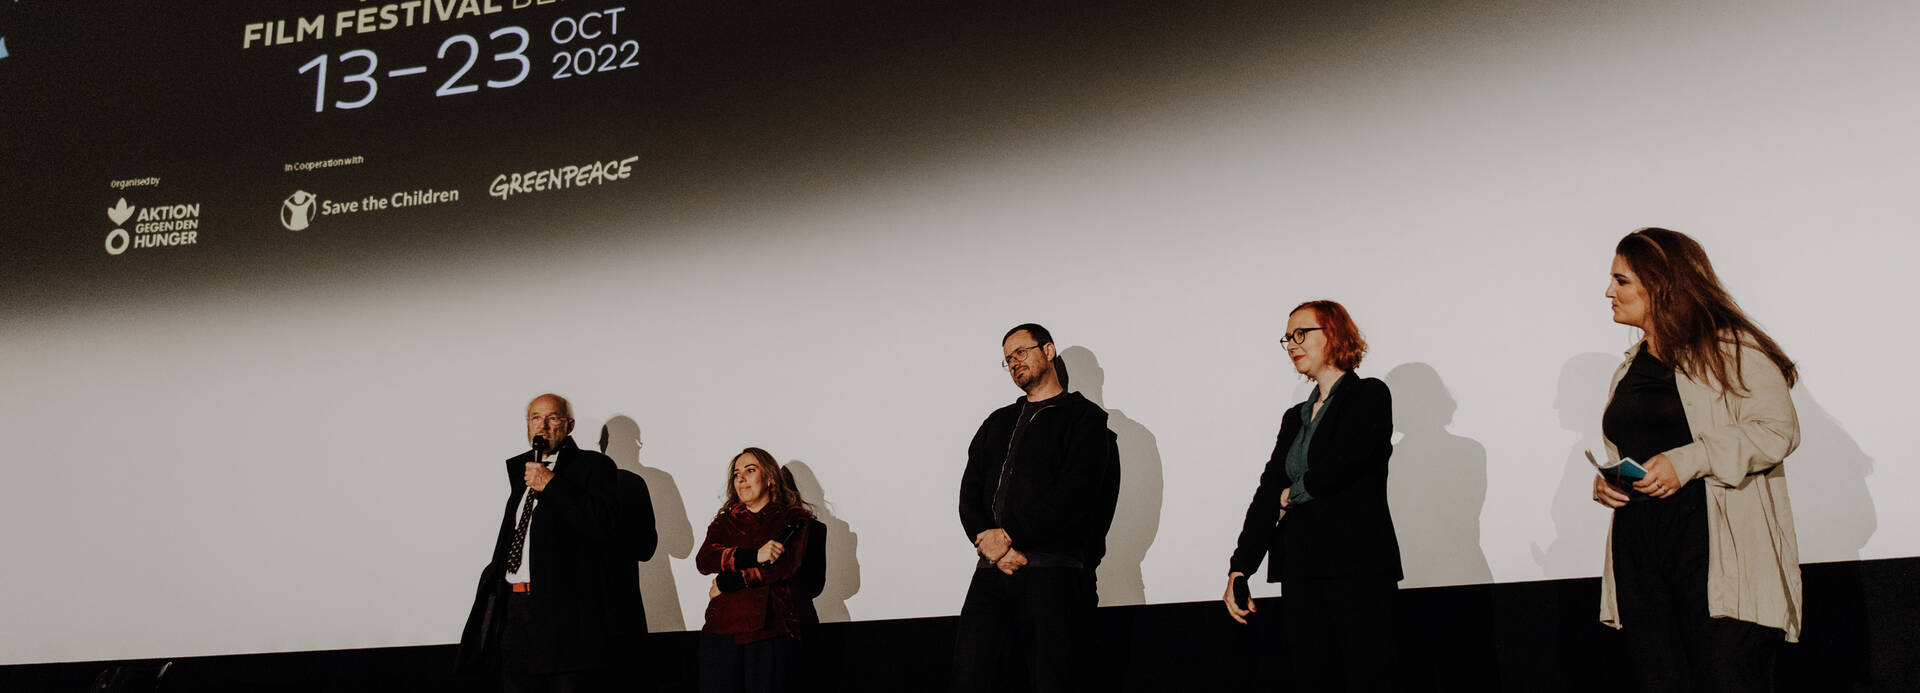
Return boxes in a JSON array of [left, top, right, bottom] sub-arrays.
[[458, 394, 621, 693]]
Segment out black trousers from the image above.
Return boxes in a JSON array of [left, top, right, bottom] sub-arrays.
[[500, 591, 600, 693], [699, 633, 800, 693], [1272, 577, 1398, 692], [950, 564, 1094, 693], [1614, 481, 1783, 692]]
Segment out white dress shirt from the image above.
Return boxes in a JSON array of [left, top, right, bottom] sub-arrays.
[[504, 452, 558, 584]]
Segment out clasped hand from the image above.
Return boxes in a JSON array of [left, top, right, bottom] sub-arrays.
[[974, 528, 1026, 575], [1592, 453, 1680, 508], [707, 540, 787, 601], [757, 539, 785, 565], [1630, 454, 1681, 499]]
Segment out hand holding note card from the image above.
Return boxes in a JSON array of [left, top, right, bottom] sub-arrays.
[[1586, 450, 1653, 503]]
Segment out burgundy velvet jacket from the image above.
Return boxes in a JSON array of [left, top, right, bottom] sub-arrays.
[[697, 502, 814, 643]]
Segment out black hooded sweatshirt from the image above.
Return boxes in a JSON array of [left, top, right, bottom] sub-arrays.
[[958, 390, 1120, 570]]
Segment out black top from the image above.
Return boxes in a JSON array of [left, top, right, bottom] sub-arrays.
[[1603, 345, 1695, 464], [1230, 371, 1402, 584], [994, 393, 1064, 524], [959, 390, 1121, 570], [1604, 344, 1706, 524]]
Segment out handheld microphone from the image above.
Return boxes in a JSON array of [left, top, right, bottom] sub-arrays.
[[526, 436, 552, 496], [777, 516, 806, 545], [1233, 574, 1252, 612]]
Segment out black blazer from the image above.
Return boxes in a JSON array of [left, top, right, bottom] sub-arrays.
[[456, 436, 623, 675], [1230, 371, 1403, 584]]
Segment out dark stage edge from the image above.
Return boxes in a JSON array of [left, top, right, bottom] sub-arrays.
[[7, 556, 1914, 692]]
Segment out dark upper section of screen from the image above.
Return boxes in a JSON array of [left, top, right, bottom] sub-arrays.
[[2, 0, 1392, 318]]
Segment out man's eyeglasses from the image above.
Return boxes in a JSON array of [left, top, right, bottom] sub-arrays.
[[1279, 327, 1324, 346], [1001, 344, 1045, 370], [527, 414, 572, 425]]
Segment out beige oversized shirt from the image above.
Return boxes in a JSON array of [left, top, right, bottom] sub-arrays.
[[1599, 338, 1803, 642]]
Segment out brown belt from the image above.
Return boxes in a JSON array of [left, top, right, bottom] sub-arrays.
[[510, 582, 532, 593]]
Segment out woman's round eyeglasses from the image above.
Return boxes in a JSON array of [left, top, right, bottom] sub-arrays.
[[1278, 327, 1324, 346]]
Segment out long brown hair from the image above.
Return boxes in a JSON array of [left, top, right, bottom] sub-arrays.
[[1615, 228, 1797, 393], [718, 447, 796, 517]]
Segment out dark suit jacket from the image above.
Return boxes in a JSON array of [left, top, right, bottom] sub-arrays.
[[1230, 371, 1403, 584], [456, 436, 622, 675]]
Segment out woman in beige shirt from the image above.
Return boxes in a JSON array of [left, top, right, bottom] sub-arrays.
[[1593, 227, 1801, 692]]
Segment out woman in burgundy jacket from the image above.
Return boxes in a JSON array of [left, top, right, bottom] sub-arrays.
[[697, 447, 815, 693]]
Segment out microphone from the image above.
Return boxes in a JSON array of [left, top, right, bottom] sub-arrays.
[[528, 436, 551, 495], [777, 516, 806, 545]]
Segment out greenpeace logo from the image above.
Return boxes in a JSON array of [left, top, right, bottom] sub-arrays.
[[489, 156, 638, 200]]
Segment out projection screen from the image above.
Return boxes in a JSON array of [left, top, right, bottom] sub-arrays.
[[1, 0, 1911, 665]]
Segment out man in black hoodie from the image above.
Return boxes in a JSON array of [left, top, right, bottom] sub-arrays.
[[953, 323, 1121, 693]]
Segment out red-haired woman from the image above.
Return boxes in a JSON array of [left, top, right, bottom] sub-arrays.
[[1594, 228, 1801, 691], [1222, 300, 1402, 691], [697, 448, 814, 693]]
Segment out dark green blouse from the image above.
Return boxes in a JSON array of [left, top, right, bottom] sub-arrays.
[[1284, 375, 1343, 505]]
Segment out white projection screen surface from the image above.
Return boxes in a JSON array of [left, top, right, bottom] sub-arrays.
[[1, 0, 1914, 666]]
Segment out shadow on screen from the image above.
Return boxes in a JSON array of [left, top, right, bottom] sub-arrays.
[[1382, 361, 1497, 689], [1491, 351, 1621, 688], [1060, 345, 1164, 607], [599, 415, 696, 633], [1531, 352, 1622, 577], [1384, 362, 1492, 587], [780, 459, 862, 622], [1777, 383, 1876, 689]]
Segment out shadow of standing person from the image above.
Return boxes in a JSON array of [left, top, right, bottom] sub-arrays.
[[1510, 352, 1624, 691], [1058, 345, 1164, 608], [778, 459, 860, 692], [1382, 362, 1495, 692], [779, 460, 861, 623], [598, 416, 695, 634], [1383, 363, 1492, 588], [1532, 352, 1623, 577], [1774, 384, 1879, 691]]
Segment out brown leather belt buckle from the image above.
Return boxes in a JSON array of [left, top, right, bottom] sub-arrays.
[[510, 582, 532, 593]]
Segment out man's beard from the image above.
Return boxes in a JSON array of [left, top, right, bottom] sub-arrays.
[[1013, 364, 1049, 390]]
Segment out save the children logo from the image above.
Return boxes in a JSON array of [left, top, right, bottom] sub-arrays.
[[281, 190, 318, 231], [278, 187, 459, 232]]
